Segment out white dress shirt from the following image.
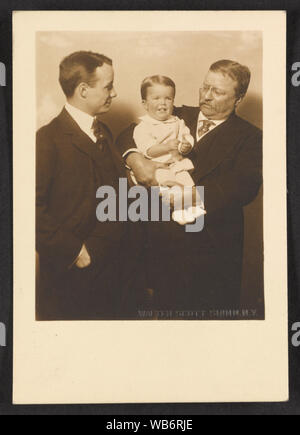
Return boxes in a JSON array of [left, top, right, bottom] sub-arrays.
[[65, 102, 97, 143], [196, 111, 227, 142]]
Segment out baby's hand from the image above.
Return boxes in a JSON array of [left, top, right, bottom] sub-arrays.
[[179, 141, 193, 155]]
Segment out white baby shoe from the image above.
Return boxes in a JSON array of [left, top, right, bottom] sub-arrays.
[[172, 206, 206, 226]]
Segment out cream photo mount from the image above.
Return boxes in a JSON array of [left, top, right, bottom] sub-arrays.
[[13, 10, 288, 404]]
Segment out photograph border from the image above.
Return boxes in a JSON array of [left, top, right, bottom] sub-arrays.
[[13, 10, 288, 405]]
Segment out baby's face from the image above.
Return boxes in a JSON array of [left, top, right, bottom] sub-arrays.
[[143, 84, 175, 121]]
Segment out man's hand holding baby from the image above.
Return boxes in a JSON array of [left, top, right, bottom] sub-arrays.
[[126, 152, 168, 187]]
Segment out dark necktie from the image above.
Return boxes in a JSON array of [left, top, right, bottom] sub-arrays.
[[91, 117, 117, 188], [92, 117, 108, 152], [197, 119, 215, 139]]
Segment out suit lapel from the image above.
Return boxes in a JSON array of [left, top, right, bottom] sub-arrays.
[[191, 112, 239, 180], [179, 106, 199, 140], [55, 109, 122, 190], [57, 108, 99, 162]]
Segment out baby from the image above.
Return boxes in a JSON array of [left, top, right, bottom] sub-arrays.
[[133, 75, 205, 225], [133, 75, 195, 187]]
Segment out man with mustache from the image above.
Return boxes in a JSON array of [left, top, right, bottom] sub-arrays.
[[36, 51, 142, 320], [117, 60, 262, 315]]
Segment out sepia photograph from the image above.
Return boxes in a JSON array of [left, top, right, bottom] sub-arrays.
[[35, 30, 264, 321], [13, 11, 287, 404]]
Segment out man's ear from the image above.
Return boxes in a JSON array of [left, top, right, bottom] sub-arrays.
[[235, 95, 243, 108], [77, 82, 89, 99]]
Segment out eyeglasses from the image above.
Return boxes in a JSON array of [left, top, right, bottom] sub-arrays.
[[200, 85, 227, 98]]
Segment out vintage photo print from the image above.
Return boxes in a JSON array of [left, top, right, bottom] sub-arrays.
[[13, 11, 288, 404], [35, 29, 263, 322]]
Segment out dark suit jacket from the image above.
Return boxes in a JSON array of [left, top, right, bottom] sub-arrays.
[[36, 108, 135, 319], [174, 106, 262, 212], [178, 106, 262, 307], [116, 106, 262, 310]]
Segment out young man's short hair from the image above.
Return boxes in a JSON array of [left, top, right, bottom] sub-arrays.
[[59, 51, 112, 98]]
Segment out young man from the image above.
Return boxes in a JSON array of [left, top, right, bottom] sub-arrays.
[[36, 51, 142, 320]]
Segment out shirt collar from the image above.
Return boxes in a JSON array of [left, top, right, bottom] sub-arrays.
[[198, 110, 227, 127], [65, 102, 95, 136], [139, 114, 178, 125]]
